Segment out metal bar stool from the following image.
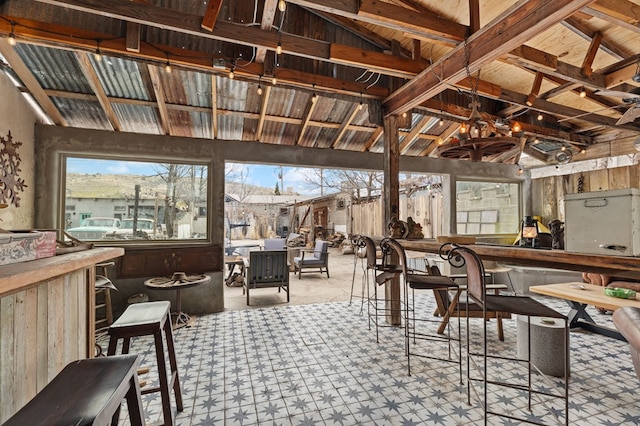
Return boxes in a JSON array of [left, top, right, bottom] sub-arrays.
[[107, 301, 183, 426]]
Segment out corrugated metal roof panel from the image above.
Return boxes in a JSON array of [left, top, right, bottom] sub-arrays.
[[15, 44, 92, 93], [217, 77, 249, 112], [190, 111, 213, 140], [182, 71, 213, 108], [218, 114, 245, 140], [112, 104, 162, 135], [91, 56, 150, 100], [52, 97, 110, 130]]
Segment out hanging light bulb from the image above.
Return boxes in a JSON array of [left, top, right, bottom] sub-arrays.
[[439, 117, 444, 126], [561, 145, 566, 151], [537, 113, 543, 121], [579, 87, 587, 98], [459, 122, 467, 134], [257, 84, 263, 96], [272, 75, 277, 85], [278, 0, 286, 12], [164, 60, 172, 74], [358, 101, 364, 111], [518, 166, 524, 175], [276, 41, 283, 55], [311, 85, 317, 103], [229, 68, 235, 79], [7, 23, 16, 46], [511, 121, 522, 134], [94, 42, 102, 62]]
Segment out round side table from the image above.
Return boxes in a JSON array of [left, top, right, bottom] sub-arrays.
[[144, 272, 210, 328]]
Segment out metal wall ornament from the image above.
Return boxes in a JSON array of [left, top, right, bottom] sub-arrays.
[[0, 130, 27, 208]]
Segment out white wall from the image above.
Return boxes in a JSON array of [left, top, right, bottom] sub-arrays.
[[0, 71, 39, 229]]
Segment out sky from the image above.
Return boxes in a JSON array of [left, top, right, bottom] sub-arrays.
[[66, 158, 323, 196]]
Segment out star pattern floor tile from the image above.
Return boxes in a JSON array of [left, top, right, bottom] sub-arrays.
[[114, 294, 640, 425]]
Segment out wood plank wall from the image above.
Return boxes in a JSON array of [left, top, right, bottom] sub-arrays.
[[531, 165, 640, 226], [0, 269, 89, 422]]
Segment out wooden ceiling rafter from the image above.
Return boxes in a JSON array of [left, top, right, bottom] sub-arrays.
[[583, 0, 640, 33], [399, 115, 433, 154], [423, 122, 459, 157], [0, 39, 67, 126], [383, 0, 597, 117], [580, 30, 603, 77], [211, 75, 218, 139], [256, 85, 272, 142], [200, 0, 223, 32], [362, 126, 383, 152], [562, 17, 629, 60], [146, 64, 171, 135], [330, 103, 362, 149], [75, 51, 121, 131], [32, 0, 425, 79], [254, 0, 278, 64]]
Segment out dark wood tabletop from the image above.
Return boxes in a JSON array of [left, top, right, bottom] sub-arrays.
[[399, 239, 640, 280]]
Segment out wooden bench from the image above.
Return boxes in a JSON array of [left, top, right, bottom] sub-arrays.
[[1, 354, 144, 426]]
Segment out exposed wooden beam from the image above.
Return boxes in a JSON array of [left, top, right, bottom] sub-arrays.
[[296, 97, 318, 145], [147, 64, 171, 135], [423, 122, 459, 157], [255, 0, 277, 63], [287, 0, 467, 45], [562, 17, 629, 60], [384, 0, 595, 117], [585, 0, 640, 32], [0, 39, 67, 125], [399, 115, 432, 154], [125, 22, 140, 52], [581, 31, 603, 77], [75, 51, 121, 131], [211, 75, 218, 139], [201, 0, 223, 32], [0, 17, 388, 100], [468, 0, 480, 34], [256, 85, 272, 142], [32, 0, 425, 78], [331, 104, 362, 148], [363, 127, 383, 152], [526, 72, 544, 107], [329, 44, 425, 79]]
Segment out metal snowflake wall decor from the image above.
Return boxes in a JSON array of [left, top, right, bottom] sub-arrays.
[[0, 131, 27, 207]]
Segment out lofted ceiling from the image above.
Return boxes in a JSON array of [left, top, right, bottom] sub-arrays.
[[1, 0, 640, 168]]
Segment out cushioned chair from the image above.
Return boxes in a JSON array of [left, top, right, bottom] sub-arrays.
[[612, 306, 640, 380], [263, 238, 286, 250], [293, 240, 330, 279], [243, 250, 290, 305]]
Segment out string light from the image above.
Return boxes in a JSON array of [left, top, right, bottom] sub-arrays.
[[579, 87, 587, 98], [518, 166, 524, 175], [439, 117, 444, 126], [311, 85, 317, 103], [276, 41, 282, 55], [229, 67, 235, 79], [278, 0, 286, 12], [537, 113, 543, 121], [511, 121, 522, 134], [272, 75, 277, 85], [164, 60, 172, 73], [94, 41, 102, 62], [257, 75, 263, 95], [459, 122, 467, 134], [7, 22, 16, 46], [358, 93, 364, 110]]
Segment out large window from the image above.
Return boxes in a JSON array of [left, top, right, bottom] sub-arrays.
[[64, 157, 208, 242], [455, 180, 520, 235]]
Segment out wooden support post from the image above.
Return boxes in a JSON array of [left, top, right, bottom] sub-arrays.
[[383, 114, 401, 326]]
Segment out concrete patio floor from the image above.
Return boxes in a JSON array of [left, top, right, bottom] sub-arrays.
[[224, 245, 366, 311]]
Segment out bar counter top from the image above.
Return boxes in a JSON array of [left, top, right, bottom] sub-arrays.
[[399, 239, 640, 280], [0, 247, 124, 297]]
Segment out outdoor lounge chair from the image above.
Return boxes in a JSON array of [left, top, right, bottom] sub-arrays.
[[293, 240, 330, 279], [243, 250, 290, 305]]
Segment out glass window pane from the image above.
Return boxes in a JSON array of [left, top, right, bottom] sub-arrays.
[[455, 180, 519, 235], [64, 157, 208, 242]]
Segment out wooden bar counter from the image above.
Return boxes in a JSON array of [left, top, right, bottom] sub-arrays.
[[399, 239, 640, 280], [0, 247, 124, 423]]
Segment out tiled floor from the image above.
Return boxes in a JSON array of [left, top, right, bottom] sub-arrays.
[[113, 292, 640, 426]]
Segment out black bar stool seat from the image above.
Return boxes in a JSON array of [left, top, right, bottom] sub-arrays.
[[107, 301, 183, 426], [1, 354, 145, 426]]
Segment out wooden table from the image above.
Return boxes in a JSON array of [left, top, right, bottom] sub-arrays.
[[530, 282, 640, 341], [144, 272, 211, 328], [224, 255, 246, 285], [399, 240, 640, 280]]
